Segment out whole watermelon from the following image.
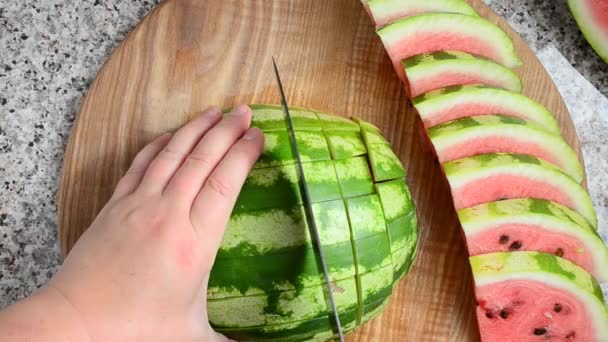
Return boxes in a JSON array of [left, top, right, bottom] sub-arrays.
[[207, 105, 419, 341]]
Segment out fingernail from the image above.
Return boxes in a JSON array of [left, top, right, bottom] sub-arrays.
[[243, 128, 261, 140], [231, 104, 251, 116]]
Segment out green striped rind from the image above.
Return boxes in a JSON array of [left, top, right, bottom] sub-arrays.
[[248, 105, 323, 131], [367, 0, 478, 28], [326, 131, 367, 160], [378, 13, 522, 68], [470, 251, 608, 337], [209, 277, 359, 328], [402, 51, 522, 93], [458, 198, 608, 281], [334, 156, 376, 197], [360, 124, 406, 181], [412, 85, 561, 134], [217, 308, 358, 342], [444, 153, 597, 228], [209, 106, 419, 339], [428, 114, 584, 182], [567, 0, 608, 63], [255, 130, 331, 169]]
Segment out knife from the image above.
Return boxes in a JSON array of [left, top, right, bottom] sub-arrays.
[[271, 58, 345, 342]]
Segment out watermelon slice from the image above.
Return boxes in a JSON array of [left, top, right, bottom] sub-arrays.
[[568, 0, 608, 62], [459, 198, 608, 282], [412, 85, 561, 134], [208, 105, 419, 340], [378, 13, 522, 80], [365, 0, 478, 28], [443, 153, 597, 228], [402, 51, 522, 97], [428, 115, 584, 183], [471, 251, 608, 341]]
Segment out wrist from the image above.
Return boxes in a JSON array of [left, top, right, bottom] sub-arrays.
[[0, 286, 91, 341]]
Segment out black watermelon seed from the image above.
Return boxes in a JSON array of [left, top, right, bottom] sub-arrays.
[[485, 311, 494, 319], [509, 241, 522, 250], [499, 235, 510, 244], [554, 303, 562, 313], [533, 328, 547, 335], [556, 248, 564, 257], [499, 310, 509, 319], [566, 331, 576, 339]]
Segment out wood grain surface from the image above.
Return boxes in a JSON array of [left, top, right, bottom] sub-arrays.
[[58, 0, 584, 340]]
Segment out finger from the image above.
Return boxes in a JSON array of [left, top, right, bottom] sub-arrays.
[[190, 128, 264, 248], [136, 107, 222, 195], [110, 132, 172, 201], [162, 105, 253, 204]]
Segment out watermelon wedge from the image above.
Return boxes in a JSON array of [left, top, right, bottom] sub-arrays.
[[471, 252, 608, 341], [402, 52, 522, 97], [428, 115, 584, 183], [459, 198, 608, 282], [208, 105, 419, 340], [378, 13, 522, 80], [443, 153, 597, 228], [412, 85, 561, 134], [365, 0, 478, 28], [568, 0, 608, 62]]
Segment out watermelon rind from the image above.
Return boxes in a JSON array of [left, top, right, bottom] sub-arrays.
[[444, 153, 597, 228], [470, 251, 608, 338], [459, 198, 608, 281], [567, 0, 608, 62], [403, 51, 522, 97], [412, 85, 561, 134], [366, 0, 478, 28], [428, 114, 584, 182], [378, 13, 522, 69], [208, 105, 419, 340]]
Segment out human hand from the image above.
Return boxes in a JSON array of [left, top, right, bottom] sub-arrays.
[[47, 105, 263, 341]]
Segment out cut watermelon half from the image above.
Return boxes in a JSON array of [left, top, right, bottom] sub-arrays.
[[412, 85, 561, 134], [459, 198, 608, 282], [378, 13, 522, 80], [568, 0, 608, 62], [402, 51, 522, 97], [443, 153, 597, 228], [471, 251, 608, 341], [365, 0, 478, 28], [428, 115, 584, 183]]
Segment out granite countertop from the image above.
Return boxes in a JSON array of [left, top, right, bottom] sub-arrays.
[[0, 0, 607, 308]]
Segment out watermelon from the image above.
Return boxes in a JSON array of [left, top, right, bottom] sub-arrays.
[[459, 198, 608, 282], [365, 0, 478, 28], [428, 115, 584, 183], [443, 153, 597, 228], [402, 52, 522, 98], [377, 13, 522, 80], [471, 251, 608, 341], [208, 105, 419, 341], [412, 85, 561, 134], [568, 0, 608, 62]]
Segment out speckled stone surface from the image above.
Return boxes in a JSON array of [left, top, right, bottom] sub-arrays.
[[0, 0, 607, 309]]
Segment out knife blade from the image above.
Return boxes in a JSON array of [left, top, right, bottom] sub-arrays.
[[271, 58, 345, 342]]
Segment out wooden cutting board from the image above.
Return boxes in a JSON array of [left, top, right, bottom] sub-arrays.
[[58, 0, 584, 340]]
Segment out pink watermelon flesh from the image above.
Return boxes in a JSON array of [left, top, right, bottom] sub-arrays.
[[476, 280, 591, 341], [387, 32, 502, 81], [453, 175, 571, 210], [468, 224, 593, 276], [438, 137, 562, 170], [410, 73, 511, 98], [591, 0, 608, 32]]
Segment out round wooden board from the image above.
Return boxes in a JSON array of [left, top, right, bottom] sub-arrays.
[[59, 0, 584, 340]]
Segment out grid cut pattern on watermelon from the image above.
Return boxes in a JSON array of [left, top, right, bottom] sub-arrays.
[[208, 106, 419, 336]]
